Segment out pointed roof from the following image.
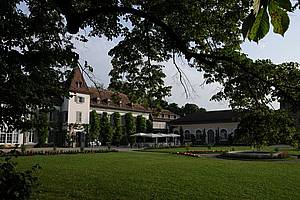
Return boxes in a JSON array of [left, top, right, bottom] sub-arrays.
[[68, 67, 90, 94]]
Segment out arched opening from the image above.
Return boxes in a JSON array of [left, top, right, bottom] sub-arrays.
[[207, 129, 214, 144], [220, 129, 228, 141]]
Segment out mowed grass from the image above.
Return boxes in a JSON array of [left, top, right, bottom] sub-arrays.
[[14, 152, 300, 200]]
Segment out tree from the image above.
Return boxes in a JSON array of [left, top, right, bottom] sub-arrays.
[[100, 112, 112, 144], [89, 110, 100, 145], [292, 131, 300, 149], [215, 132, 220, 145], [234, 109, 296, 150], [167, 103, 183, 116], [1, 0, 78, 132], [3, 0, 300, 136], [124, 113, 135, 145], [35, 111, 49, 147], [181, 103, 206, 116], [62, 1, 300, 111], [136, 115, 146, 133], [112, 112, 122, 146], [179, 126, 184, 145], [145, 119, 153, 133]]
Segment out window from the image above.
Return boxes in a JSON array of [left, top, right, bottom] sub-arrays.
[[28, 132, 35, 143], [161, 114, 164, 118], [6, 133, 12, 143], [75, 96, 85, 103], [13, 133, 18, 143], [76, 111, 82, 123], [0, 133, 6, 143], [168, 115, 170, 118], [220, 129, 228, 140], [76, 81, 82, 88], [78, 96, 85, 103]]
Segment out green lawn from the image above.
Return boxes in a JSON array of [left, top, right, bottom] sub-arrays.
[[13, 152, 300, 200]]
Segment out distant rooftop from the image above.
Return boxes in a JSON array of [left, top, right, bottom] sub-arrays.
[[169, 110, 239, 125]]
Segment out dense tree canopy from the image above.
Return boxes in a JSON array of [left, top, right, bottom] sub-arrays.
[[235, 109, 296, 149], [1, 0, 300, 133], [44, 0, 300, 110], [1, 0, 77, 131], [164, 102, 206, 116]]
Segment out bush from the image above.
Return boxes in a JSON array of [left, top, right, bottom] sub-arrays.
[[0, 157, 40, 200], [1, 149, 118, 157]]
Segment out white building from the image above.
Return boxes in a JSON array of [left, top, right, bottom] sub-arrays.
[[170, 110, 239, 145], [0, 67, 178, 147]]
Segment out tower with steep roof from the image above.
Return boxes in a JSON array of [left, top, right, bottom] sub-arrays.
[[61, 67, 90, 147]]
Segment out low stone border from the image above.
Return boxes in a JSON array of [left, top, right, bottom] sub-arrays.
[[222, 151, 289, 159]]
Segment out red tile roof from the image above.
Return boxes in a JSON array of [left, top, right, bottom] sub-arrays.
[[89, 87, 151, 113], [68, 67, 90, 94]]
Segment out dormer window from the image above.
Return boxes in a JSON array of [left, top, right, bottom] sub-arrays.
[[97, 97, 101, 104], [127, 102, 133, 107], [76, 81, 82, 88], [103, 98, 111, 105]]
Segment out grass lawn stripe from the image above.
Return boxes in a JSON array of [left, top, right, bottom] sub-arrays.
[[11, 152, 300, 200]]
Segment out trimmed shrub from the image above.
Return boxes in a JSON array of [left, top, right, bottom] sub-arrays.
[[0, 157, 40, 200]]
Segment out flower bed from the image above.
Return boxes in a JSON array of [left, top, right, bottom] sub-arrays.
[[0, 149, 118, 157], [185, 150, 228, 154], [175, 152, 201, 158], [175, 150, 227, 158]]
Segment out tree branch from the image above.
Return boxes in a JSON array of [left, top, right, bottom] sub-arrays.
[[55, 0, 299, 104]]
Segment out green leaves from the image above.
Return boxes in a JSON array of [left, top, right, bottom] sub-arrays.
[[242, 10, 256, 40], [276, 0, 292, 11], [243, 0, 291, 42], [269, 0, 290, 35], [248, 7, 270, 42]]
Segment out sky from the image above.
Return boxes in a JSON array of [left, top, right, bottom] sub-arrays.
[[74, 11, 300, 111]]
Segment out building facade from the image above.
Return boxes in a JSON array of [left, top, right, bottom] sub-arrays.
[[170, 110, 239, 145], [0, 67, 177, 147], [152, 109, 180, 133]]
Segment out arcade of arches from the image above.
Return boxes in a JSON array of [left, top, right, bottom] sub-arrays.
[[173, 125, 237, 145]]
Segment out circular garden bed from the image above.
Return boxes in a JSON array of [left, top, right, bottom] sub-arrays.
[[221, 150, 289, 159]]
